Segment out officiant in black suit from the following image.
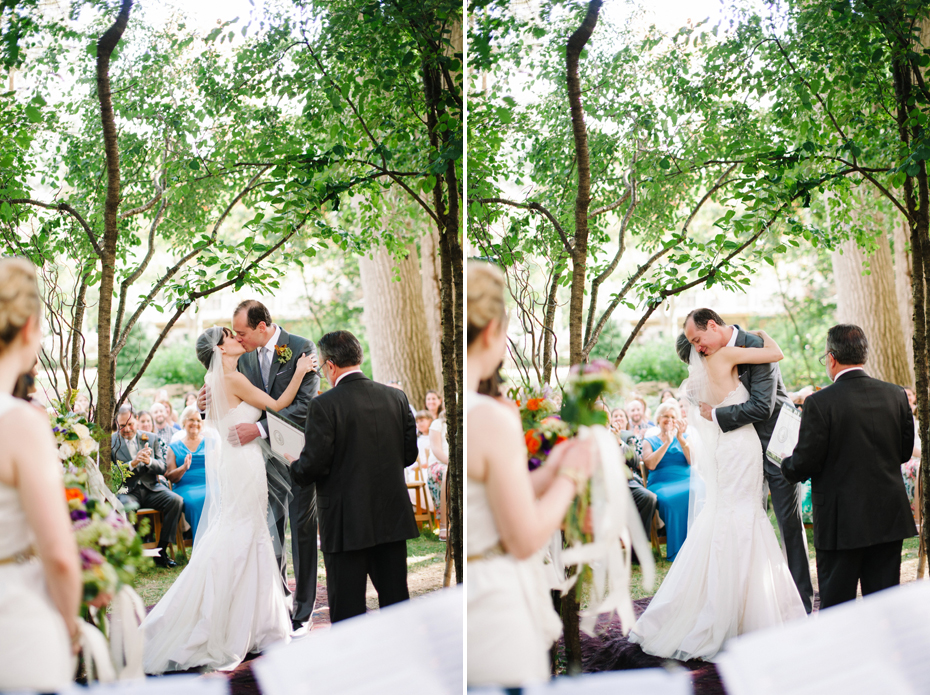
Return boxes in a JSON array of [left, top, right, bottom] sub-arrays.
[[112, 404, 183, 568], [782, 324, 916, 610], [226, 300, 320, 631], [289, 330, 420, 623], [687, 308, 815, 613]]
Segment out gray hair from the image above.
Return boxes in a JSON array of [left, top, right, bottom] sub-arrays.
[[654, 400, 682, 421], [179, 405, 200, 424], [826, 324, 868, 365], [318, 330, 363, 368]]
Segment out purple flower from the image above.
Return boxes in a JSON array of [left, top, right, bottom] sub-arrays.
[[528, 457, 542, 472], [71, 509, 89, 522], [73, 518, 92, 531], [79, 547, 105, 570]]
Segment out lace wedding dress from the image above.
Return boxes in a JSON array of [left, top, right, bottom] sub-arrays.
[[142, 398, 290, 673], [0, 395, 74, 691], [628, 383, 806, 661], [466, 392, 562, 687]]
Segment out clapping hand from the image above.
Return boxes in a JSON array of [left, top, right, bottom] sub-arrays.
[[184, 452, 192, 471]]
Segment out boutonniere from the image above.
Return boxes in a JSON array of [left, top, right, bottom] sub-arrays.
[[275, 344, 292, 365]]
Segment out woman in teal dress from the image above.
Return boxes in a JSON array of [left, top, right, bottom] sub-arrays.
[[166, 406, 207, 539], [643, 400, 691, 561]]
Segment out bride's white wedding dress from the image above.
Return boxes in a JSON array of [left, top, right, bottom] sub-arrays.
[[141, 398, 290, 673], [628, 383, 806, 661]]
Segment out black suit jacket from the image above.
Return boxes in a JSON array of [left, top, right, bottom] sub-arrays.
[[110, 430, 167, 494], [781, 370, 916, 551], [715, 326, 791, 452], [291, 372, 419, 553], [239, 327, 320, 435]]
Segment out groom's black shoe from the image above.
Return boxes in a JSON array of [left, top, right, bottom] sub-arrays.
[[154, 555, 178, 569]]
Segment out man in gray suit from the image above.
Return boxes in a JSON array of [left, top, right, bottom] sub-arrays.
[[229, 299, 320, 631], [685, 307, 814, 613], [112, 404, 183, 568]]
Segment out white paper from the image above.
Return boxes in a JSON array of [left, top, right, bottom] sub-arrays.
[[765, 402, 802, 466], [253, 585, 463, 695], [523, 669, 692, 694], [267, 410, 305, 460], [61, 674, 229, 695], [717, 581, 930, 695]]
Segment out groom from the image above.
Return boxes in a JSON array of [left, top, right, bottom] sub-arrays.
[[684, 308, 814, 613], [201, 299, 321, 631]]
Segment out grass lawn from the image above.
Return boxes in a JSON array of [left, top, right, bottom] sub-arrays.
[[135, 527, 448, 609]]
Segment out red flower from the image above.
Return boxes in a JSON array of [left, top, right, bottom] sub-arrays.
[[555, 435, 568, 445], [526, 398, 543, 411], [525, 430, 542, 454]]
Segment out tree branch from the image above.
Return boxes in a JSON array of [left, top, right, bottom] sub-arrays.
[[1, 198, 102, 257], [471, 197, 573, 256]]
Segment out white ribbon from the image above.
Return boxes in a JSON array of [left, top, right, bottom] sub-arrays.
[[79, 621, 116, 683], [559, 425, 655, 636], [108, 585, 147, 679]]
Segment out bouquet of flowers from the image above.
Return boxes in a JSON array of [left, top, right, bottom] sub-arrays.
[[51, 408, 103, 469], [64, 470, 150, 611], [559, 359, 619, 548]]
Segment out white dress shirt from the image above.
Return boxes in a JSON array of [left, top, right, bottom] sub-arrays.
[[832, 366, 865, 382], [334, 368, 364, 387]]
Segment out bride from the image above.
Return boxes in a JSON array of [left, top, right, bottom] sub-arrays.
[[142, 326, 315, 673], [628, 328, 806, 661]]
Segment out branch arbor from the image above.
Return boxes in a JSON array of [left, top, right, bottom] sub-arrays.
[[0, 3, 387, 469], [279, 0, 464, 581], [468, 1, 843, 391]]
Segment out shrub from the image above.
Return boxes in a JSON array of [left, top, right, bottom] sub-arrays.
[[617, 339, 689, 386]]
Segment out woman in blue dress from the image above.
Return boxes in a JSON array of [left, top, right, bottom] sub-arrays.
[[643, 400, 691, 561], [166, 405, 207, 539]]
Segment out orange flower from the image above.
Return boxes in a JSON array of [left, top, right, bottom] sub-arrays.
[[65, 488, 84, 502], [555, 435, 568, 445], [527, 398, 543, 411], [525, 430, 542, 454]]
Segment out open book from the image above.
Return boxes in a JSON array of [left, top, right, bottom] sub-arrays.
[[765, 402, 802, 466], [267, 409, 305, 461]]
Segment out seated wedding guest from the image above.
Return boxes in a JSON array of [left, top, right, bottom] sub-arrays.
[[467, 260, 595, 688], [113, 404, 183, 568], [905, 387, 917, 416], [610, 405, 629, 433], [620, 435, 659, 546], [642, 400, 691, 561], [166, 406, 207, 539], [626, 395, 654, 441], [183, 391, 198, 409], [151, 401, 180, 444], [901, 388, 921, 520], [72, 391, 90, 416], [12, 358, 43, 410], [425, 388, 444, 421], [0, 258, 82, 692], [135, 410, 156, 437], [429, 411, 449, 541], [415, 410, 432, 458], [658, 388, 676, 403]]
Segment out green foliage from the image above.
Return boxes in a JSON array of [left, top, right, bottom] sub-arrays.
[[139, 339, 207, 389], [113, 322, 151, 382], [617, 340, 689, 387]]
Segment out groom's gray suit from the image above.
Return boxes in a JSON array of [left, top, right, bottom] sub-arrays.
[[715, 326, 814, 613], [239, 326, 320, 626]]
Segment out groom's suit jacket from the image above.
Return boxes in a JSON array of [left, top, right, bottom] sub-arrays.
[[238, 327, 320, 433], [782, 370, 916, 551], [714, 326, 791, 453], [290, 372, 419, 553]]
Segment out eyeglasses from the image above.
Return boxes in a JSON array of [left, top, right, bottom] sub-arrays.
[[818, 352, 832, 366]]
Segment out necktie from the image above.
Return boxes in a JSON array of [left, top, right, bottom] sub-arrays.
[[261, 347, 271, 389]]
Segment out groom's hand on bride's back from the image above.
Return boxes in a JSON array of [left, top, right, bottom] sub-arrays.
[[228, 422, 260, 446], [197, 384, 210, 412]]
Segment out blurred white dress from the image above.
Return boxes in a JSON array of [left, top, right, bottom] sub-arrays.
[[0, 394, 73, 691], [629, 384, 806, 660], [142, 400, 290, 672], [466, 392, 562, 687]]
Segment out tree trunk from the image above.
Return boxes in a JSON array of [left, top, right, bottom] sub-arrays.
[[832, 234, 911, 385], [359, 240, 438, 410], [894, 216, 916, 381], [420, 226, 444, 392], [565, 0, 602, 366], [94, 0, 133, 472]]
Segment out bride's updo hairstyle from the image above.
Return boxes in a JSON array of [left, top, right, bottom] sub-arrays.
[[196, 326, 230, 369], [467, 261, 506, 348], [676, 333, 692, 364], [0, 257, 41, 354]]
